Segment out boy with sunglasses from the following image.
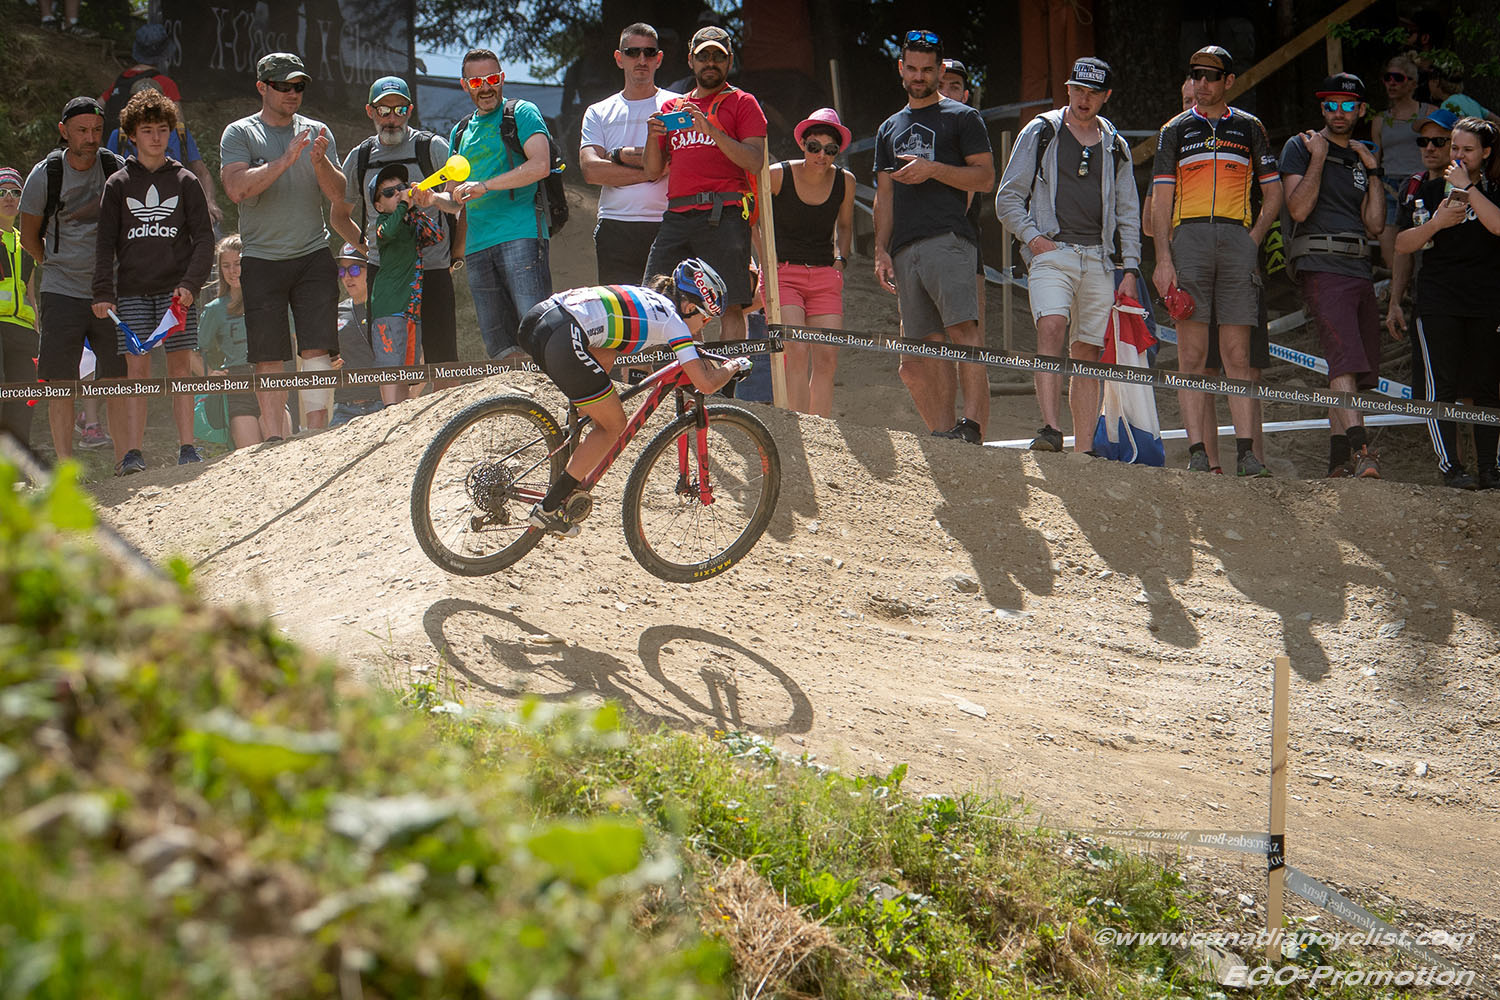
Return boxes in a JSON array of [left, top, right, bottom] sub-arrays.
[[367, 164, 442, 405], [220, 52, 345, 432], [1280, 73, 1386, 479]]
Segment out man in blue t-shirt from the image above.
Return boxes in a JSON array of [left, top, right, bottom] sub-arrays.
[[442, 48, 554, 360], [873, 30, 994, 444]]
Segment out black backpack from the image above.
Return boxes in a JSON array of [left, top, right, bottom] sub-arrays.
[[40, 146, 126, 253], [352, 130, 446, 236], [453, 99, 569, 236], [1011, 114, 1130, 275]]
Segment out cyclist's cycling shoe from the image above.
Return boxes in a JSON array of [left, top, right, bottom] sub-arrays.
[[528, 503, 581, 538]]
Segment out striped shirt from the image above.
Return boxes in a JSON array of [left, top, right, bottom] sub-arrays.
[[551, 285, 700, 360]]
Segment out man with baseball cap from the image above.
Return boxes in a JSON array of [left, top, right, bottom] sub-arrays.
[[220, 52, 345, 432], [998, 56, 1140, 454], [1281, 72, 1385, 479], [18, 96, 130, 468], [643, 25, 767, 346], [1151, 45, 1283, 477], [332, 75, 460, 367]]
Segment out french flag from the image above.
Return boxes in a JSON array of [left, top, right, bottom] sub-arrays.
[[1092, 294, 1165, 466], [112, 296, 186, 355]]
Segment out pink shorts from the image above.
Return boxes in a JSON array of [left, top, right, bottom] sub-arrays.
[[776, 262, 844, 317]]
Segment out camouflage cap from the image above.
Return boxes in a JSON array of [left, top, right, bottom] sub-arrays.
[[690, 26, 733, 55], [257, 52, 311, 83]]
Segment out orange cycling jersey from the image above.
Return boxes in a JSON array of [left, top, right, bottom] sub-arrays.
[[1152, 106, 1280, 228]]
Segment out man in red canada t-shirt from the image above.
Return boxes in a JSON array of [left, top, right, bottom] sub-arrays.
[[643, 25, 767, 342]]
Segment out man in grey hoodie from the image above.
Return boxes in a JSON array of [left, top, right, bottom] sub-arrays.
[[996, 57, 1140, 454]]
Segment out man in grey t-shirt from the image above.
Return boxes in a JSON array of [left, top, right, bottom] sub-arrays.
[[331, 75, 459, 365], [18, 96, 130, 468], [220, 52, 346, 431]]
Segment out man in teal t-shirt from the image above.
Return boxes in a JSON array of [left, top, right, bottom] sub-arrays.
[[438, 48, 554, 359]]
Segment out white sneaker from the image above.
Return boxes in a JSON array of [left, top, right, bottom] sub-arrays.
[[528, 504, 580, 538]]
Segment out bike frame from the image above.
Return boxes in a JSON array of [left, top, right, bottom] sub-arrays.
[[556, 352, 731, 502]]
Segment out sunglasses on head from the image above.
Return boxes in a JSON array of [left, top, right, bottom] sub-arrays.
[[373, 103, 410, 119], [804, 139, 841, 156], [621, 45, 659, 58], [1322, 98, 1359, 113], [338, 264, 364, 278], [0, 187, 21, 198], [465, 73, 501, 89], [266, 79, 306, 93], [1415, 135, 1450, 148], [376, 184, 405, 201], [1188, 67, 1225, 82], [1383, 72, 1409, 83], [904, 29, 941, 46]]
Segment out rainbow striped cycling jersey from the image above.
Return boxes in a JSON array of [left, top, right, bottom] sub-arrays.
[[1152, 106, 1280, 228], [550, 284, 701, 360]]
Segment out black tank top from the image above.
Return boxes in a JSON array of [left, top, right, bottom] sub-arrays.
[[770, 160, 845, 266]]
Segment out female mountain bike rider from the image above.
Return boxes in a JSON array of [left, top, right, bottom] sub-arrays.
[[517, 256, 742, 536]]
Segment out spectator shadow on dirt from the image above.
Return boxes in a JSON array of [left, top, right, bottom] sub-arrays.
[[1036, 459, 1202, 648], [918, 439, 1054, 611], [758, 408, 818, 543], [421, 599, 813, 736]]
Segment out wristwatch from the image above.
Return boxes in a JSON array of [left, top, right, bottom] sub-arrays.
[[608, 146, 625, 165]]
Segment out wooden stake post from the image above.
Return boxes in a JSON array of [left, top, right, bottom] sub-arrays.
[[758, 142, 788, 409], [1266, 654, 1290, 965]]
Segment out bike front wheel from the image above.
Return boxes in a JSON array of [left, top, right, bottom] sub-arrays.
[[411, 395, 566, 576], [621, 404, 781, 583]]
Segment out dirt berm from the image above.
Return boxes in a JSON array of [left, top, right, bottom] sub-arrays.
[[94, 365, 1500, 974]]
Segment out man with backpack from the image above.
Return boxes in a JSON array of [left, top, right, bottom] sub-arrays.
[[17, 96, 130, 466], [333, 76, 461, 366], [445, 48, 557, 361], [642, 25, 767, 345], [996, 57, 1140, 454]]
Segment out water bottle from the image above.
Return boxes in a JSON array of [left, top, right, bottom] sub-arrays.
[[1412, 198, 1433, 250]]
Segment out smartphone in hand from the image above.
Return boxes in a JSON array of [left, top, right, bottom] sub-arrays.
[[660, 110, 695, 131]]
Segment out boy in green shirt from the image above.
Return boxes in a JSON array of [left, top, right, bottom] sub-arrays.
[[369, 163, 440, 404]]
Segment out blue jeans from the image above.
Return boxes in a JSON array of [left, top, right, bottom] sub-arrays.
[[467, 238, 552, 358]]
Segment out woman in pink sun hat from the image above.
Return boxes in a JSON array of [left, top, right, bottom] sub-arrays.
[[762, 107, 855, 416]]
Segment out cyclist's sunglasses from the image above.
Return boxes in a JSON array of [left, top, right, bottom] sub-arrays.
[[373, 104, 410, 118], [620, 46, 659, 58], [904, 29, 940, 46], [1383, 72, 1409, 83], [1322, 99, 1360, 113], [375, 184, 405, 201], [1415, 136, 1450, 148], [338, 264, 364, 278], [1188, 67, 1225, 82], [804, 139, 841, 156], [465, 73, 502, 89], [266, 80, 306, 93]]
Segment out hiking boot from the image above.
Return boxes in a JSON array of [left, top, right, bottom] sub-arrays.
[[1187, 450, 1211, 473], [178, 444, 203, 465], [1353, 447, 1381, 480], [78, 423, 110, 449], [115, 449, 145, 476], [1443, 466, 1480, 491], [528, 503, 581, 538], [1236, 452, 1271, 478], [1028, 425, 1063, 452], [933, 418, 983, 445]]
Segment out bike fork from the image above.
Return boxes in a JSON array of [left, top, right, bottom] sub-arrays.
[[675, 402, 715, 505]]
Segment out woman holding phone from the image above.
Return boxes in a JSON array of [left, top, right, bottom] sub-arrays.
[[1394, 117, 1500, 489]]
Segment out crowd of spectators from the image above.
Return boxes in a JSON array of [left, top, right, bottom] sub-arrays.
[[2, 18, 1499, 492]]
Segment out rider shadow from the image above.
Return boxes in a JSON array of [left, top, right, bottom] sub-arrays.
[[421, 598, 813, 737]]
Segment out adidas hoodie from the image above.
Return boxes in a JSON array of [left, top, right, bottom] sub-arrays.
[[92, 155, 213, 302]]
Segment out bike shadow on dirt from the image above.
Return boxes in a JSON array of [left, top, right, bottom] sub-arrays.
[[422, 598, 813, 737]]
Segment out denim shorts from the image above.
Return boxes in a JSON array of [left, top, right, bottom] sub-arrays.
[[1025, 243, 1113, 347]]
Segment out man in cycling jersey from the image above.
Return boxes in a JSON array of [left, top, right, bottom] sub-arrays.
[[519, 257, 741, 536], [1150, 46, 1283, 478]]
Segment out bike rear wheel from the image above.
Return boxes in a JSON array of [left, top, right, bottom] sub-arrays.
[[411, 395, 566, 576], [621, 404, 780, 582]]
